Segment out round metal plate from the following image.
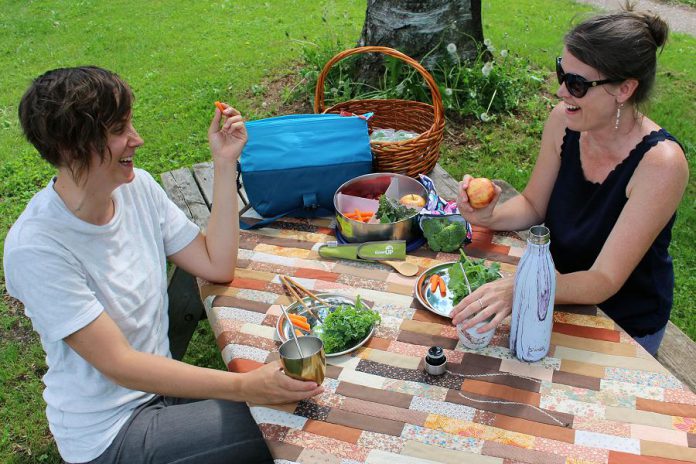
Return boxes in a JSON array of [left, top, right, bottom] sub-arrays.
[[414, 262, 458, 317], [276, 293, 376, 357], [414, 262, 502, 318]]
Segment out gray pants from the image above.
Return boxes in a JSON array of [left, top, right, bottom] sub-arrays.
[[82, 396, 273, 464]]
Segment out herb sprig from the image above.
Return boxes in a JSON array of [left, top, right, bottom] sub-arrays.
[[376, 195, 417, 223], [447, 250, 501, 305]]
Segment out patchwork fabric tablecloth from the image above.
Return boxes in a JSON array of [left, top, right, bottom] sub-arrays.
[[199, 216, 696, 464]]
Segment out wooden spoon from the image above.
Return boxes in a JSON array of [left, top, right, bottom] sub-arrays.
[[381, 260, 419, 276]]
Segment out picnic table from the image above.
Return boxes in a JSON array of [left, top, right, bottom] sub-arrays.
[[162, 163, 696, 464]]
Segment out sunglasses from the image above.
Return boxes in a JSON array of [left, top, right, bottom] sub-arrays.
[[556, 57, 621, 98]]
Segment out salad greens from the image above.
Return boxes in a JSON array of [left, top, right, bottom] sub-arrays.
[[447, 250, 501, 305], [317, 295, 381, 354], [376, 195, 417, 223]]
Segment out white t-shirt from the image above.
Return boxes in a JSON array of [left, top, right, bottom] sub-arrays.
[[4, 169, 200, 463]]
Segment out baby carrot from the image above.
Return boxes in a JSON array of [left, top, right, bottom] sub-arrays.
[[288, 313, 308, 324], [438, 276, 447, 297], [295, 329, 304, 337], [214, 101, 226, 113], [430, 274, 440, 294], [290, 318, 311, 331]]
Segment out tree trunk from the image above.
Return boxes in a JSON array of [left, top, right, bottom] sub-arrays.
[[357, 0, 484, 81]]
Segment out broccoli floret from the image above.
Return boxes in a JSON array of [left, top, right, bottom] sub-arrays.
[[422, 218, 448, 251], [422, 218, 467, 252], [438, 223, 469, 251], [421, 217, 445, 238]]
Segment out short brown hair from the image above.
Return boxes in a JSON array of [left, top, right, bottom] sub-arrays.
[[18, 66, 133, 183], [564, 4, 669, 106]]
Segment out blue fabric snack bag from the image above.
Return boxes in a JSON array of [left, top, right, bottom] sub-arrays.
[[239, 113, 373, 226]]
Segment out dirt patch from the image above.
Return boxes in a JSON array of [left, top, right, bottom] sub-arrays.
[[244, 64, 313, 116], [2, 290, 38, 347], [443, 119, 480, 150]]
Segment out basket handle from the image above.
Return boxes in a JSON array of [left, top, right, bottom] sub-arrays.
[[313, 46, 444, 125]]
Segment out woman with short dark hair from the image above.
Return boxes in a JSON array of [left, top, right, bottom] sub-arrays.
[[5, 66, 323, 463], [452, 6, 688, 356]]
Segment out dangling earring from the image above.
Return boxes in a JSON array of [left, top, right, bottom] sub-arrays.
[[615, 103, 624, 130]]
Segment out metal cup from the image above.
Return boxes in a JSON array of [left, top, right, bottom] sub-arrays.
[[278, 336, 326, 385], [457, 314, 496, 350]]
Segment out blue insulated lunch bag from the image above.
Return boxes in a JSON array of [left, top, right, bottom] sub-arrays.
[[239, 113, 373, 225]]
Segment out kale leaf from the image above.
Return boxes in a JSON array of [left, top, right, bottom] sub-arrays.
[[318, 295, 381, 354], [376, 195, 417, 223]]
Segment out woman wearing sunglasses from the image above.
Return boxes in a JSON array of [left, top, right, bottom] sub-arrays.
[[453, 7, 688, 355]]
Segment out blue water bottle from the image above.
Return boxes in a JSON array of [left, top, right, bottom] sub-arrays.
[[509, 225, 556, 362]]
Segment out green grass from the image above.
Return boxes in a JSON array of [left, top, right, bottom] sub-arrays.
[[0, 0, 694, 462], [662, 0, 696, 8], [0, 1, 366, 462]]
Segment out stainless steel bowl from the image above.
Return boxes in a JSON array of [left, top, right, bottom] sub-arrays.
[[334, 173, 426, 243], [414, 262, 503, 318], [275, 294, 377, 357]]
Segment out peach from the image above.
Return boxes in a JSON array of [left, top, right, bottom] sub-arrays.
[[466, 178, 495, 209]]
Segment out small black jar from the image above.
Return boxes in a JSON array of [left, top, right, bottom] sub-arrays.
[[424, 346, 447, 375]]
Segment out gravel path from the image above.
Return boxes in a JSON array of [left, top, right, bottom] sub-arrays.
[[574, 0, 696, 36]]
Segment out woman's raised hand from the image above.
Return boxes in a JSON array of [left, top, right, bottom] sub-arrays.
[[208, 102, 247, 163], [456, 174, 502, 227]]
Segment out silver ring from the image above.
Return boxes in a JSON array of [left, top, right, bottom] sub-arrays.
[[477, 298, 484, 311]]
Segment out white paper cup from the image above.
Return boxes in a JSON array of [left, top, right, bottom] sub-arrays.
[[457, 315, 495, 350]]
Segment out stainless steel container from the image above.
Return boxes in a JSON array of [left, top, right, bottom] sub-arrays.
[[334, 173, 427, 243]]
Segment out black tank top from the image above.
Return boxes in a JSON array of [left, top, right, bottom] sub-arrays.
[[545, 128, 680, 337]]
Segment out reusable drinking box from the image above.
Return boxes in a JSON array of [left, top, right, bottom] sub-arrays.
[[239, 113, 373, 227]]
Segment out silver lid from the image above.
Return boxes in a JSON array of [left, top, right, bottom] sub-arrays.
[[424, 360, 447, 376], [528, 225, 550, 245]]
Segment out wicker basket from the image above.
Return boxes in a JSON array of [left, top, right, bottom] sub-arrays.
[[314, 46, 445, 178]]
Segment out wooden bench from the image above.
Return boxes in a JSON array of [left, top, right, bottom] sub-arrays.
[[161, 162, 696, 391]]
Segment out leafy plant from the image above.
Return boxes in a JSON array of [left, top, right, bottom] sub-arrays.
[[318, 296, 381, 354], [286, 37, 362, 108], [292, 36, 545, 121], [436, 39, 544, 122], [448, 250, 502, 305], [375, 195, 417, 223]]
